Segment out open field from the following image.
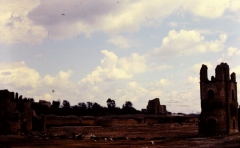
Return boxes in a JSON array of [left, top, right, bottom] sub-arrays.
[[1, 123, 240, 148]]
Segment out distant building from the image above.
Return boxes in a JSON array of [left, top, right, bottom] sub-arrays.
[[199, 63, 239, 134], [146, 98, 167, 115]]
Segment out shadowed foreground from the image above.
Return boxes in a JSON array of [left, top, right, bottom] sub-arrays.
[[1, 123, 240, 148]]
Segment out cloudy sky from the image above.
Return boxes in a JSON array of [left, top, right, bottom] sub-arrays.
[[1, 0, 240, 113]]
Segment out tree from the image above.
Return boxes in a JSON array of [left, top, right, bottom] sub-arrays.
[[141, 108, 147, 113], [62, 100, 70, 108], [52, 100, 60, 109], [123, 101, 133, 108], [92, 102, 102, 110], [106, 98, 116, 108], [122, 101, 138, 114], [28, 98, 35, 103], [78, 102, 87, 109], [87, 102, 93, 109]]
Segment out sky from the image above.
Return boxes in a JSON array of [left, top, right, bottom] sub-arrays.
[[1, 0, 240, 113]]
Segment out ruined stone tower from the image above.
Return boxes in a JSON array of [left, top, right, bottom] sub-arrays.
[[199, 63, 238, 134], [147, 98, 167, 115]]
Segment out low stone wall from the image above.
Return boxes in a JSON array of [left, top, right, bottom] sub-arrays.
[[97, 116, 143, 127], [44, 115, 81, 129], [39, 115, 199, 130], [80, 116, 97, 126], [111, 118, 141, 125]]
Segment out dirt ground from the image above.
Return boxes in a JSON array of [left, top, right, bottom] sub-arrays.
[[1, 123, 240, 148]]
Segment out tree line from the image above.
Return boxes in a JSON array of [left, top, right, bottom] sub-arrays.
[[32, 98, 147, 116]]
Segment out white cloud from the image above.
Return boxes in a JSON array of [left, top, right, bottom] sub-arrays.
[[43, 93, 52, 101], [0, 59, 200, 112], [168, 22, 178, 27], [153, 64, 174, 71], [153, 79, 171, 87], [80, 50, 132, 84], [0, 0, 46, 44], [217, 47, 240, 64], [107, 35, 131, 49], [183, 0, 230, 18], [191, 62, 212, 73], [26, 0, 183, 39], [227, 47, 240, 56], [151, 30, 227, 57], [0, 61, 77, 102], [231, 66, 240, 75], [119, 53, 147, 74], [0, 61, 40, 89], [1, 0, 239, 43], [77, 50, 174, 107], [229, 0, 240, 12], [188, 76, 199, 84]]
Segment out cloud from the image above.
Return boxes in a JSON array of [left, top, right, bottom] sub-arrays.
[[182, 0, 229, 18], [188, 76, 199, 84], [217, 47, 240, 64], [76, 50, 175, 108], [231, 66, 240, 75], [153, 79, 171, 87], [80, 50, 173, 86], [0, 61, 77, 102], [118, 53, 147, 74], [151, 30, 227, 57], [168, 22, 178, 27], [80, 50, 132, 84], [191, 62, 212, 73], [0, 59, 199, 112], [227, 47, 240, 56], [1, 0, 239, 43], [27, 0, 182, 39], [0, 0, 46, 44], [229, 0, 240, 12], [147, 79, 171, 93], [0, 61, 40, 89], [107, 36, 131, 49]]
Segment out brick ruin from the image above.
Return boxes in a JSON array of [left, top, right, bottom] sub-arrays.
[[146, 98, 167, 115], [199, 63, 239, 134], [1, 89, 200, 135], [0, 89, 32, 135]]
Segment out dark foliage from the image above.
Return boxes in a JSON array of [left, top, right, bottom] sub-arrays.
[[30, 97, 141, 116], [62, 100, 70, 108], [106, 98, 116, 108]]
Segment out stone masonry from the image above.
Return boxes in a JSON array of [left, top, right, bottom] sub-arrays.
[[147, 98, 167, 115], [0, 89, 32, 134], [199, 63, 239, 134]]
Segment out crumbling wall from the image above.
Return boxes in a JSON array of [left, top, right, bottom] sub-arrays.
[[0, 90, 33, 134], [147, 98, 167, 115], [43, 115, 82, 129], [111, 118, 141, 125], [7, 121, 21, 134], [199, 63, 239, 135], [39, 100, 51, 108], [147, 98, 160, 114], [0, 90, 16, 116]]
